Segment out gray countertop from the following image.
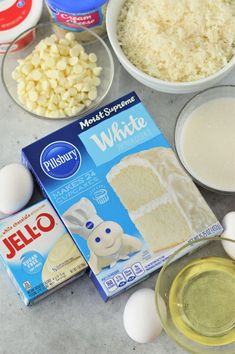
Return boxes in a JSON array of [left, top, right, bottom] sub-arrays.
[[0, 9, 235, 354]]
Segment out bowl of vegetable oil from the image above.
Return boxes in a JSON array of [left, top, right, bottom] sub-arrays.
[[155, 236, 235, 353]]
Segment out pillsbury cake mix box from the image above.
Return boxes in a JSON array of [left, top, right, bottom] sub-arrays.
[[22, 92, 223, 301], [0, 200, 87, 305]]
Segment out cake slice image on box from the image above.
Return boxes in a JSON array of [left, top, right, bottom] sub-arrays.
[[106, 147, 218, 253], [63, 198, 142, 274], [41, 233, 84, 289]]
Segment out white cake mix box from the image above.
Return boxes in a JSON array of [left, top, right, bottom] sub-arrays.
[[21, 92, 223, 301], [0, 199, 87, 305]]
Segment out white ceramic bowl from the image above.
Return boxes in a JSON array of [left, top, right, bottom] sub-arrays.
[[106, 0, 235, 94]]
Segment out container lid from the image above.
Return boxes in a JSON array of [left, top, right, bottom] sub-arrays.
[[47, 0, 108, 14], [0, 0, 43, 42]]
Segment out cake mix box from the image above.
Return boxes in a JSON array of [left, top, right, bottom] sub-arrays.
[[21, 92, 223, 301], [0, 199, 87, 305]]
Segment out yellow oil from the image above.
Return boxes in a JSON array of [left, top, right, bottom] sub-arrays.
[[169, 257, 235, 346]]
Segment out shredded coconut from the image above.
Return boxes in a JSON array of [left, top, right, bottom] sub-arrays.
[[118, 0, 235, 82]]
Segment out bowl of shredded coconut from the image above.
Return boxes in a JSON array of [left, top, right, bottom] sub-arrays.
[[107, 0, 235, 94]]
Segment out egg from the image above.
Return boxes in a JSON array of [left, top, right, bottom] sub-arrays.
[[221, 212, 235, 260], [0, 163, 34, 215], [123, 288, 164, 343]]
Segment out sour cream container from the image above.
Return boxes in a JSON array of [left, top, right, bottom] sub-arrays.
[[0, 0, 43, 54], [45, 0, 108, 39]]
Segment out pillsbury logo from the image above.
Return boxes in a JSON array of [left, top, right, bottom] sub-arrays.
[[40, 141, 81, 180]]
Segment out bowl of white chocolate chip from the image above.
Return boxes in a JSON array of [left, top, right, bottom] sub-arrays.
[[1, 22, 114, 119]]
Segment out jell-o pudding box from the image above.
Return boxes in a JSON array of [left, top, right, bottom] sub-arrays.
[[0, 199, 87, 305], [22, 92, 223, 301]]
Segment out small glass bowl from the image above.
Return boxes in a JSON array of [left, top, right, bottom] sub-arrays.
[[155, 236, 235, 354], [174, 85, 235, 194], [1, 21, 114, 120]]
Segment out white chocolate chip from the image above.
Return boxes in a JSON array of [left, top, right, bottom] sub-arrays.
[[59, 45, 69, 56], [21, 63, 33, 75], [50, 79, 57, 89], [31, 54, 40, 67], [48, 102, 57, 111], [93, 67, 102, 76], [46, 70, 59, 79], [18, 81, 25, 91], [62, 91, 70, 100], [68, 87, 77, 97], [51, 44, 59, 54], [65, 32, 76, 42], [64, 107, 72, 116], [81, 83, 90, 92], [70, 44, 83, 57], [36, 106, 46, 115], [28, 90, 38, 102], [93, 77, 101, 86], [26, 101, 37, 111], [41, 80, 49, 91], [89, 53, 97, 63], [80, 52, 89, 61], [69, 56, 79, 66], [26, 81, 35, 91], [59, 38, 69, 46], [88, 88, 98, 101], [38, 95, 47, 107], [56, 59, 67, 71], [31, 70, 42, 81], [59, 100, 66, 109], [73, 64, 83, 74], [84, 99, 92, 107], [12, 32, 102, 118]]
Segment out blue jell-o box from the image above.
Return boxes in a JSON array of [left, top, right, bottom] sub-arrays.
[[22, 92, 223, 301], [0, 200, 87, 305]]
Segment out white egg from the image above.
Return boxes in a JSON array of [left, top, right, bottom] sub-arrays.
[[123, 288, 163, 343], [0, 163, 34, 215], [221, 212, 235, 260]]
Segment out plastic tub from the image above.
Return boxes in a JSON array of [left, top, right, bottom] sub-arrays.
[[0, 0, 43, 54], [46, 0, 108, 39]]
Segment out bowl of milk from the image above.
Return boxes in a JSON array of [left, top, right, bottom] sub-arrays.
[[175, 85, 235, 194]]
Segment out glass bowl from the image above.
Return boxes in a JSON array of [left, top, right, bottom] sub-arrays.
[[1, 21, 114, 120], [174, 85, 235, 194], [155, 236, 235, 354]]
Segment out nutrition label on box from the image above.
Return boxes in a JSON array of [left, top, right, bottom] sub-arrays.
[[104, 262, 145, 291]]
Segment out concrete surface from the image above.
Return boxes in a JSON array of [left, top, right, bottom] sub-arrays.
[[0, 8, 235, 354]]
